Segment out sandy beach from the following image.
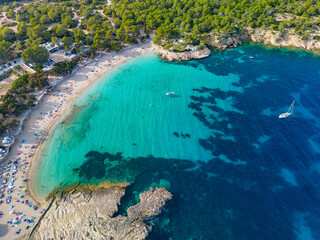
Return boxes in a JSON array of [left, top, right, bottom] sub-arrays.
[[0, 40, 159, 240]]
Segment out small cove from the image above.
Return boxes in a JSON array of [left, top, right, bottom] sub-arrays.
[[34, 44, 320, 239]]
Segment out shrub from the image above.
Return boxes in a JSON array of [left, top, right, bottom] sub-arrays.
[[12, 74, 29, 90], [164, 43, 172, 50]]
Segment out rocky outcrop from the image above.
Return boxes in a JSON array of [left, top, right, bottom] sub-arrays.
[[203, 34, 246, 50], [204, 28, 320, 51], [159, 47, 211, 61], [32, 187, 172, 240], [250, 28, 320, 51], [159, 27, 320, 60]]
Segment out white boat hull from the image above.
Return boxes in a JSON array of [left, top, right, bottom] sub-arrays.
[[279, 100, 295, 118], [279, 113, 291, 118]]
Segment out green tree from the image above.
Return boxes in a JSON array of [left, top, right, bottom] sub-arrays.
[[21, 45, 49, 65], [0, 28, 15, 42], [0, 40, 11, 60], [62, 36, 73, 50], [40, 15, 50, 25], [7, 9, 15, 19], [28, 73, 48, 89], [12, 74, 29, 90], [17, 22, 28, 36], [62, 15, 73, 27], [74, 30, 86, 43], [27, 25, 48, 41], [55, 24, 68, 38], [51, 36, 58, 45]]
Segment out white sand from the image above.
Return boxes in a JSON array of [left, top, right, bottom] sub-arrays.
[[0, 40, 159, 240]]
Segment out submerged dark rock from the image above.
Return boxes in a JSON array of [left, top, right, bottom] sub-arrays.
[[180, 133, 191, 139], [74, 151, 196, 183]]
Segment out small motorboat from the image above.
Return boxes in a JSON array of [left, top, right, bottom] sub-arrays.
[[279, 100, 295, 118], [249, 56, 254, 59], [166, 92, 175, 96]]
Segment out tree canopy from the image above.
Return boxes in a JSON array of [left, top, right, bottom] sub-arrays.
[[21, 45, 49, 65], [0, 0, 319, 63]]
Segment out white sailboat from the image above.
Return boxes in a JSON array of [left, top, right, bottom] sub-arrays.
[[279, 100, 295, 118]]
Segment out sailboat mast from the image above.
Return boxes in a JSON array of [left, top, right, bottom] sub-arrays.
[[288, 100, 295, 113]]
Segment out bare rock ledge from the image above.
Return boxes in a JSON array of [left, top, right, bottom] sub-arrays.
[[159, 47, 211, 61], [32, 187, 172, 240]]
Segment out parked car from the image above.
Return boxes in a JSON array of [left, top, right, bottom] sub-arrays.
[[13, 60, 16, 64], [7, 63, 12, 67]]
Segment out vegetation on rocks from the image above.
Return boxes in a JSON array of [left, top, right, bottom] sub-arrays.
[[107, 0, 320, 46]]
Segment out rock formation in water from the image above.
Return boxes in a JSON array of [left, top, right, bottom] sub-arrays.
[[159, 47, 211, 61], [31, 186, 172, 240]]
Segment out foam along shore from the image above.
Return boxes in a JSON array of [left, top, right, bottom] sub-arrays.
[[0, 39, 160, 240]]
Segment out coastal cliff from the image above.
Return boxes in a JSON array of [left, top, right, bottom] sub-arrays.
[[31, 186, 172, 240], [158, 28, 320, 61], [159, 48, 211, 61], [250, 28, 320, 51], [204, 28, 320, 51], [203, 34, 246, 50]]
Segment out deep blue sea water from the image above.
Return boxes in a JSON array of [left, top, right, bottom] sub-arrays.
[[35, 44, 320, 240]]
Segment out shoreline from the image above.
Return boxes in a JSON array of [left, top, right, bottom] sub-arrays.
[[1, 39, 317, 239], [0, 39, 159, 239], [29, 41, 160, 202]]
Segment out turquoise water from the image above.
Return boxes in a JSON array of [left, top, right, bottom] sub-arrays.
[[35, 44, 320, 239], [35, 53, 242, 193]]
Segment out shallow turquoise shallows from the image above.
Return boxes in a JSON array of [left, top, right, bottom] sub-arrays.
[[35, 44, 320, 240], [35, 53, 241, 195]]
